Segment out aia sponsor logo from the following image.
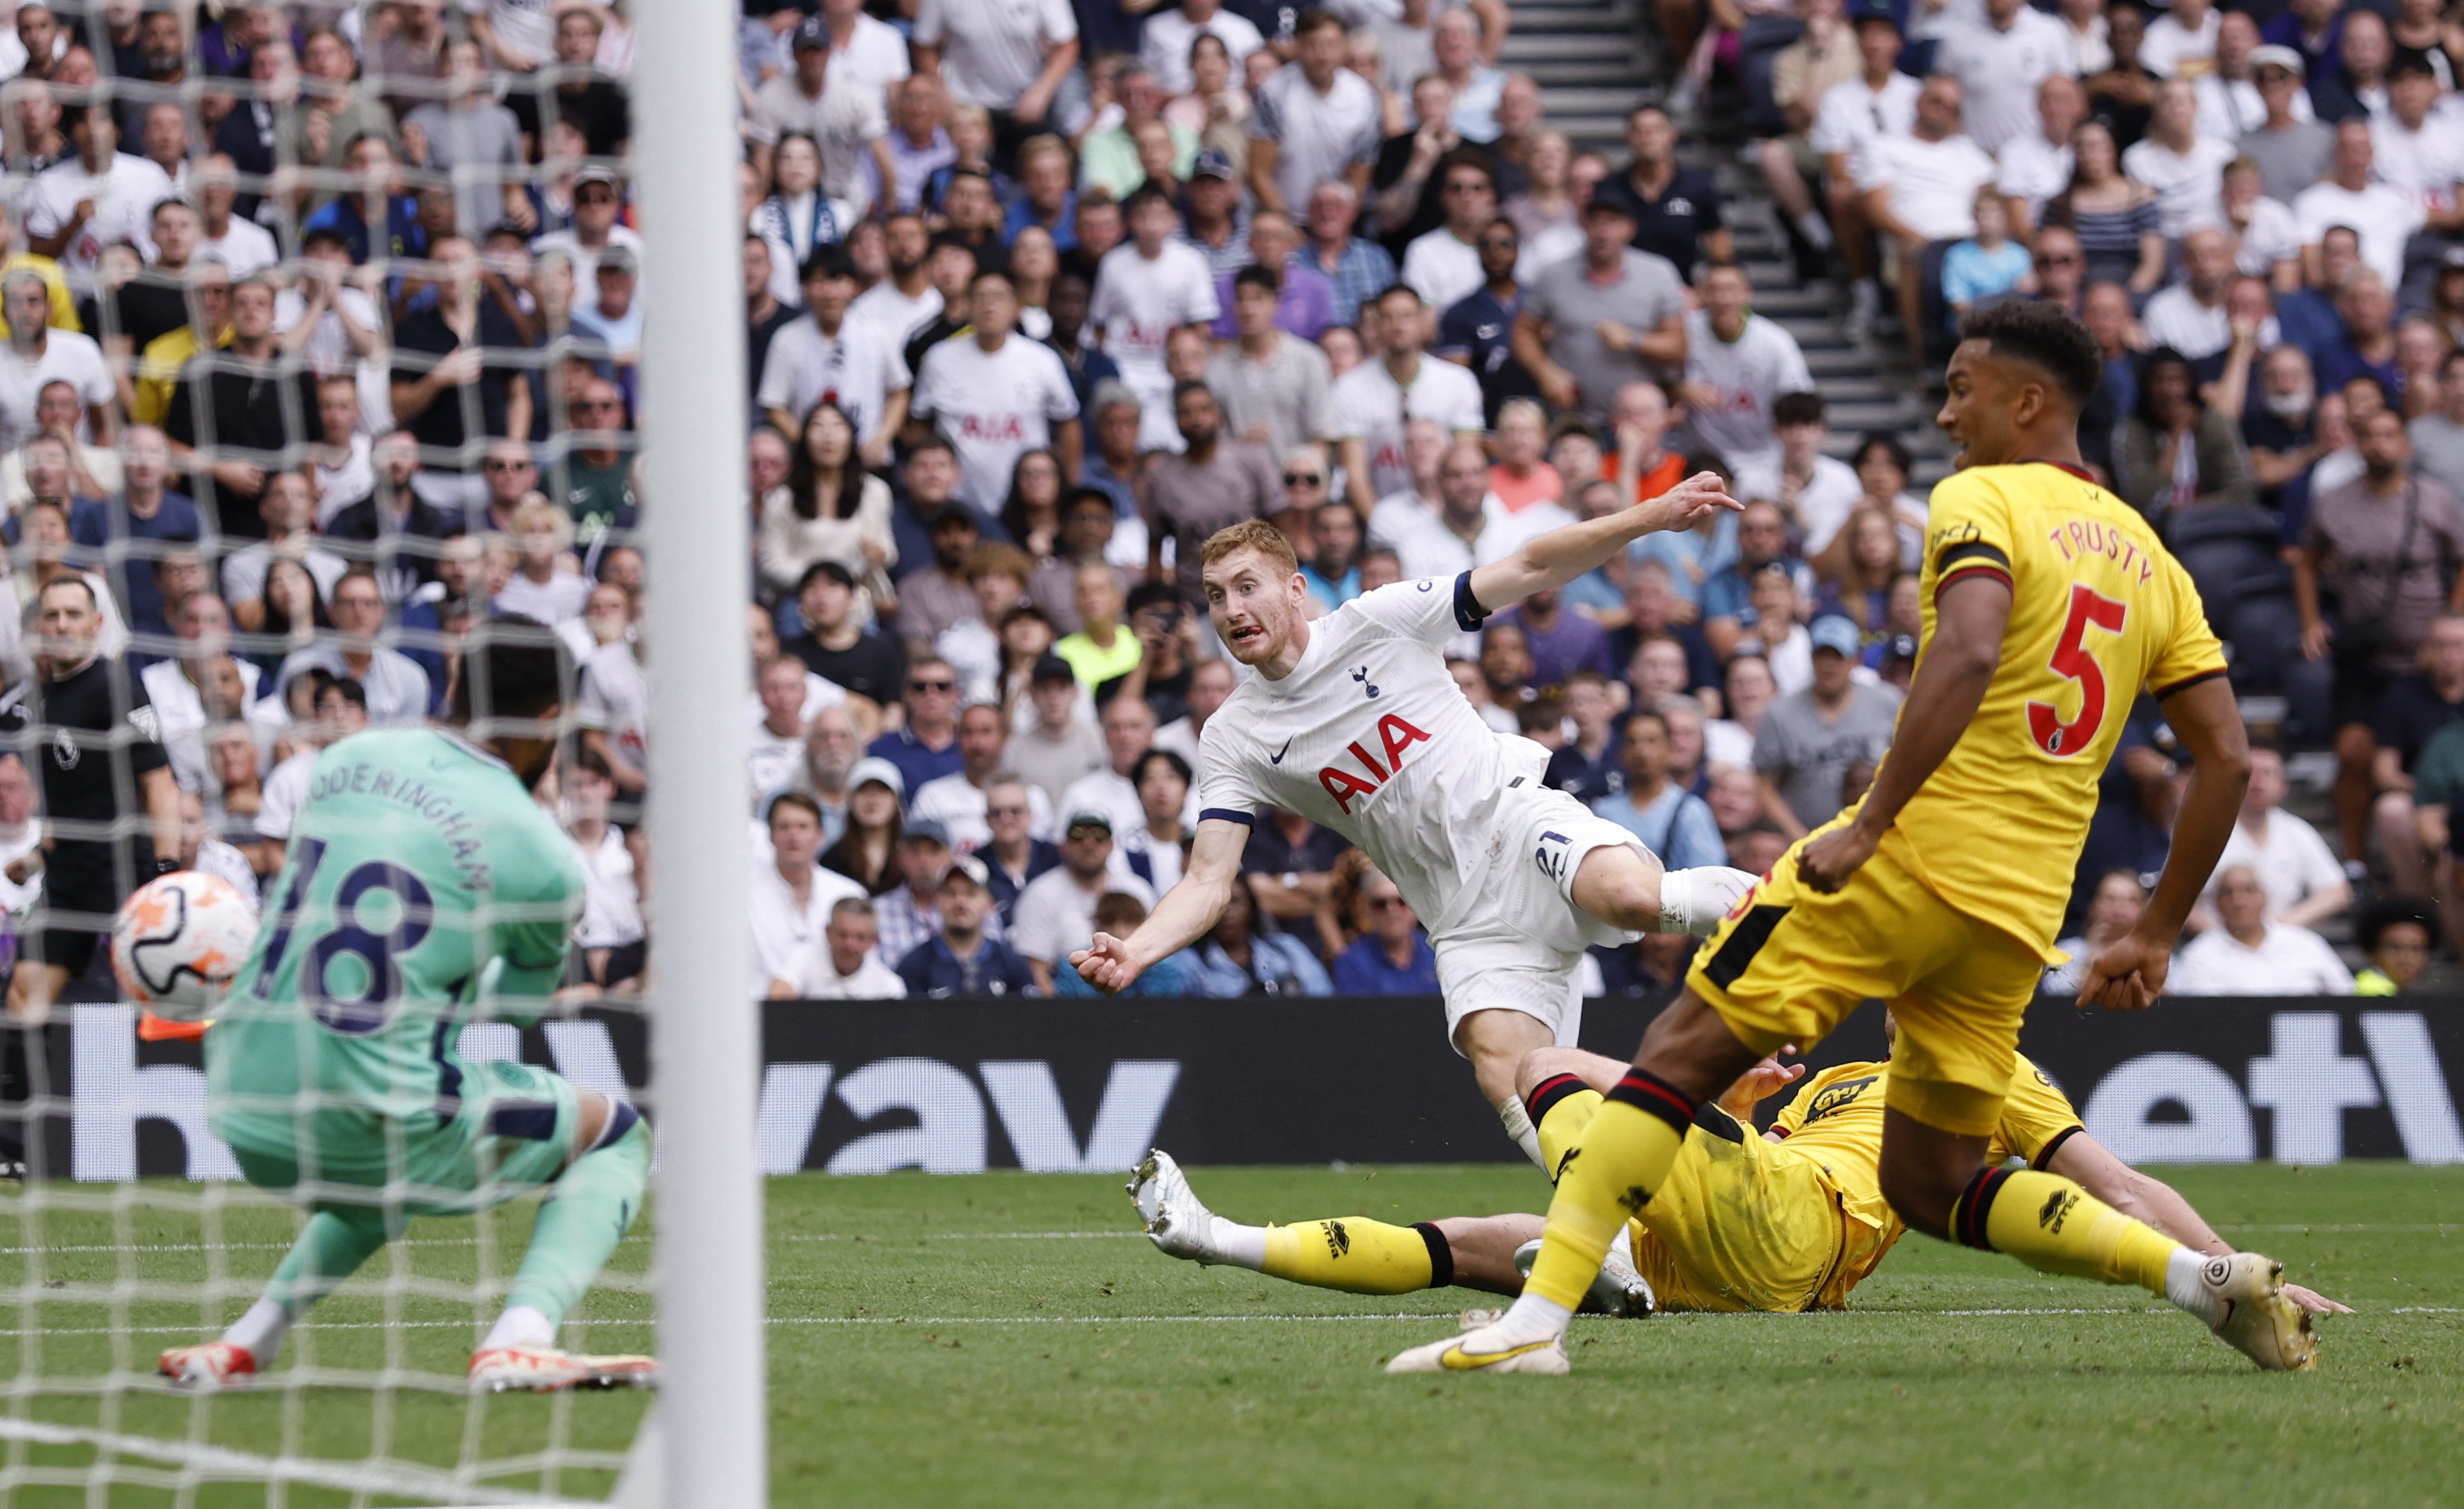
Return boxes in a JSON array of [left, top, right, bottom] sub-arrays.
[[1318, 715, 1430, 813]]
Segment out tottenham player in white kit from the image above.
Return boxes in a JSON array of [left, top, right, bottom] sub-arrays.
[[1073, 478, 1756, 1162]]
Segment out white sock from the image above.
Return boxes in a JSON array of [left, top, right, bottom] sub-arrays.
[[1660, 867, 1758, 936], [1206, 1217, 1268, 1270], [2166, 1248, 2223, 1325], [222, 1299, 292, 1364], [1793, 210, 1834, 250], [1497, 1096, 1545, 1170], [1497, 1290, 1574, 1341], [481, 1303, 559, 1353]]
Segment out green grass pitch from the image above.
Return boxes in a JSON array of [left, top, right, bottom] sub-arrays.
[[0, 1163, 2457, 1506]]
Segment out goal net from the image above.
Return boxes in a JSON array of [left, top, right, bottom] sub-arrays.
[[0, 1, 757, 1502]]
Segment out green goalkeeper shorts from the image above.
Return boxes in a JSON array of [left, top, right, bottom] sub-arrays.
[[218, 1059, 584, 1219]]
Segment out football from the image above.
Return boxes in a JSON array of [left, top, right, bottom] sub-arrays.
[[111, 871, 261, 1020]]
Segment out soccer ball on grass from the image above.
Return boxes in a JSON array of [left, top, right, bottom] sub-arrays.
[[111, 872, 260, 1021]]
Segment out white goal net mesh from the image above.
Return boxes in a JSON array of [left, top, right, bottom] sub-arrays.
[[0, 3, 682, 1501]]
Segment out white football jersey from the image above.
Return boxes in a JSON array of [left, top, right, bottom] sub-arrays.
[[1195, 575, 1547, 941]]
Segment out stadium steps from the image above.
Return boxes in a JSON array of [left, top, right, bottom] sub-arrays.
[[1513, 1, 1658, 151]]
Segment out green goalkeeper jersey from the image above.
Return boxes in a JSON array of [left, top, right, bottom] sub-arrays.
[[208, 728, 583, 1143]]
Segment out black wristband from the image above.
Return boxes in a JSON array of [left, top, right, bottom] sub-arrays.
[[151, 857, 179, 879]]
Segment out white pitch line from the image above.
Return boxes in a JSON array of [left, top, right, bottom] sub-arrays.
[[0, 1416, 601, 1506], [0, 1231, 1136, 1258]]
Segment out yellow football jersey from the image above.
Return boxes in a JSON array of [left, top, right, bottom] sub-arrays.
[[1883, 462, 2227, 953], [1770, 1053, 2084, 1260]]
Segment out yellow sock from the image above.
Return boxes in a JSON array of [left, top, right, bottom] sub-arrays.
[[1260, 1219, 1445, 1295], [1522, 1069, 1696, 1311], [1525, 1071, 1602, 1186], [1955, 1167, 2180, 1293]]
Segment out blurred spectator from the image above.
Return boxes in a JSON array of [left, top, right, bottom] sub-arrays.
[[163, 276, 317, 538], [2295, 407, 2464, 885], [2244, 344, 2330, 516], [407, 36, 531, 248], [253, 677, 369, 872], [913, 269, 1083, 511], [1516, 196, 1685, 427], [1055, 561, 1140, 692], [821, 757, 908, 895], [2084, 4, 2159, 150], [870, 655, 966, 790], [2354, 896, 2438, 995], [897, 851, 1035, 995], [0, 269, 112, 458], [1123, 747, 1194, 891], [493, 500, 590, 626], [274, 569, 430, 725], [2141, 227, 2239, 363], [761, 403, 899, 602], [1014, 808, 1155, 991], [1208, 263, 1337, 475], [1679, 263, 1812, 473], [1939, 186, 2035, 327], [1594, 708, 1725, 870], [797, 704, 866, 846], [752, 790, 872, 1000], [938, 542, 1031, 702], [67, 425, 193, 639], [1610, 104, 1729, 273], [2042, 868, 2147, 997], [2374, 613, 2464, 899], [876, 817, 989, 961], [1498, 586, 1612, 688], [2117, 348, 2256, 516], [218, 471, 345, 629], [893, 448, 986, 642], [1142, 379, 1278, 605], [1936, 0, 2075, 157], [1014, 653, 1107, 803], [2188, 743, 2350, 934], [25, 102, 173, 293], [2169, 864, 2354, 994], [1739, 391, 1862, 560], [2000, 75, 2090, 236], [1052, 889, 1202, 995], [1544, 670, 1623, 805], [2121, 79, 2231, 241], [327, 434, 461, 603], [1753, 616, 1901, 838], [1336, 284, 1484, 501], [2316, 271, 2399, 402], [1090, 186, 1220, 452], [1301, 180, 1395, 330], [1331, 864, 1439, 994], [850, 212, 941, 345], [978, 772, 1062, 922], [1191, 877, 1333, 995], [760, 252, 912, 462], [1061, 691, 1163, 839], [564, 749, 646, 995], [2295, 122, 2420, 293], [1703, 500, 1814, 658], [1247, 11, 1382, 220], [805, 895, 909, 999], [1434, 216, 1534, 427], [915, 703, 1057, 849], [2239, 44, 2331, 205], [786, 561, 907, 708], [1402, 153, 1497, 312], [751, 655, 815, 804], [1862, 75, 2000, 364]]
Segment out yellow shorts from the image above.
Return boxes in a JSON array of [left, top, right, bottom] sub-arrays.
[[1683, 831, 2044, 1137], [1625, 1104, 1877, 1313]]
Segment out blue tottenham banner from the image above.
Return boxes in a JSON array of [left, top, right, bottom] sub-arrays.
[[38, 995, 2464, 1180]]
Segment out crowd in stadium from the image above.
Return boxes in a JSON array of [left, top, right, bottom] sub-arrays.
[[0, 0, 2458, 1006]]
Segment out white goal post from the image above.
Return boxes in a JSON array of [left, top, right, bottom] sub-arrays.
[[632, 0, 769, 1505]]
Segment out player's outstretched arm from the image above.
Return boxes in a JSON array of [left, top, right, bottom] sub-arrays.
[[1466, 471, 1741, 612], [1072, 817, 1251, 993], [2046, 1130, 2352, 1315], [1798, 573, 2012, 893], [2078, 676, 2251, 1010]]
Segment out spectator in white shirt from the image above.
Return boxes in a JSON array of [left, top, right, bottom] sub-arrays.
[[1807, 8, 1924, 333], [2193, 745, 2353, 932], [1862, 75, 2001, 367], [1680, 263, 1815, 473], [1333, 282, 1485, 502], [1142, 0, 1265, 97], [1010, 807, 1155, 991], [2370, 56, 2464, 242], [0, 268, 114, 456], [751, 790, 870, 999], [2295, 121, 2424, 292], [1089, 186, 1222, 451], [911, 0, 1080, 134], [2192, 11, 2287, 142], [1401, 153, 1496, 312], [565, 749, 647, 995], [2168, 864, 2355, 995], [1060, 692, 1164, 843], [911, 268, 1083, 512], [491, 499, 593, 626], [2123, 79, 2235, 239], [2141, 225, 2242, 360], [750, 655, 815, 805], [2000, 73, 2089, 232], [1934, 0, 2076, 157], [1245, 9, 1384, 219], [803, 895, 909, 997], [2137, 0, 2218, 79], [913, 702, 1058, 849]]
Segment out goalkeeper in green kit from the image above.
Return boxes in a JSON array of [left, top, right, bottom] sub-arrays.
[[160, 619, 657, 1394]]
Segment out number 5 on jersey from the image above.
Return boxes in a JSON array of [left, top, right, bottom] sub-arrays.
[[2029, 583, 2128, 757]]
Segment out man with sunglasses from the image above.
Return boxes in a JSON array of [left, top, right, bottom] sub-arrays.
[[1401, 154, 1497, 314], [1140, 378, 1279, 608], [868, 654, 967, 792], [532, 165, 643, 319]]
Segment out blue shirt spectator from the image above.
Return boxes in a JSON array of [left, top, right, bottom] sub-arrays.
[[69, 484, 200, 643], [894, 857, 1037, 996], [301, 190, 425, 266], [1332, 868, 1440, 993], [1187, 886, 1331, 995], [1590, 708, 1727, 870]]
